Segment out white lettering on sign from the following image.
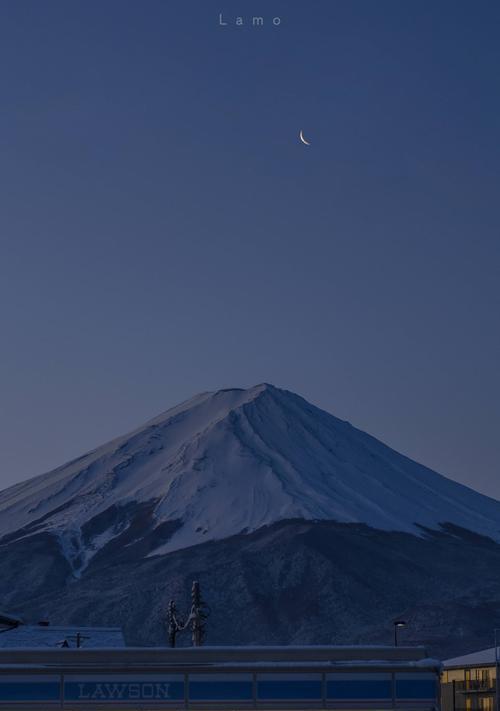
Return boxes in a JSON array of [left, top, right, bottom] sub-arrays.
[[76, 682, 172, 700], [78, 684, 90, 699]]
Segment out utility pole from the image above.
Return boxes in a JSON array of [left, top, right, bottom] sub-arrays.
[[56, 632, 89, 649]]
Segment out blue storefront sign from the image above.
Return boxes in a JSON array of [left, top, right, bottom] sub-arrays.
[[189, 674, 253, 700], [326, 673, 393, 700], [0, 675, 60, 702], [257, 674, 322, 700], [0, 670, 438, 707], [395, 673, 437, 700], [65, 675, 185, 703]]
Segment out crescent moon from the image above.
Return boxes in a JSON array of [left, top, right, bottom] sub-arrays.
[[299, 130, 311, 146]]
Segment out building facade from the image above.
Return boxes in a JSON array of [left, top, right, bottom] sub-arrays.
[[442, 648, 497, 711], [0, 645, 440, 710]]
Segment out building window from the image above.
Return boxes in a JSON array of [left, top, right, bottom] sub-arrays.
[[479, 697, 493, 711], [481, 670, 491, 686]]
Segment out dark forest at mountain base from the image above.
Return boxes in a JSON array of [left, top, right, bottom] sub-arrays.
[[3, 519, 500, 659]]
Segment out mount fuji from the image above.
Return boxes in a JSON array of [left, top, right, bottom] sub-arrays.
[[2, 383, 500, 656]]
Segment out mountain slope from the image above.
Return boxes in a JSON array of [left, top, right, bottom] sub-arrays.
[[1, 383, 500, 576], [4, 519, 500, 658]]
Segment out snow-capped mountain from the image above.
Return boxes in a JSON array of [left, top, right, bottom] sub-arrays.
[[1, 383, 500, 575], [3, 383, 500, 656]]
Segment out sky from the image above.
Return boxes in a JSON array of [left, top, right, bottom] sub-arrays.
[[0, 0, 499, 498]]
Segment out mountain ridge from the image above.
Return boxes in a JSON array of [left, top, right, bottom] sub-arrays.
[[2, 383, 500, 657], [1, 383, 499, 576]]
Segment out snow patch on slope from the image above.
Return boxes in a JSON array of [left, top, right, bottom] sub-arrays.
[[1, 383, 499, 569]]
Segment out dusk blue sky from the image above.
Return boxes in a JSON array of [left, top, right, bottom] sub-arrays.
[[0, 0, 499, 497]]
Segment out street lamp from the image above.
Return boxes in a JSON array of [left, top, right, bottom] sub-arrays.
[[394, 620, 406, 646]]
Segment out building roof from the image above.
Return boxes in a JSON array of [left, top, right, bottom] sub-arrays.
[[444, 647, 498, 669], [0, 625, 125, 648], [0, 645, 441, 674], [0, 611, 24, 627]]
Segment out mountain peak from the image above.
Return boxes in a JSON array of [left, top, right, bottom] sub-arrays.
[[1, 384, 500, 573], [207, 382, 282, 402]]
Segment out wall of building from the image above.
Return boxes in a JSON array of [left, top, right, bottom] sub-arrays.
[[442, 666, 497, 711]]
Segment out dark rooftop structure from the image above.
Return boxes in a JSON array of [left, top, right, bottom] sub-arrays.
[[0, 624, 125, 648], [0, 645, 441, 709]]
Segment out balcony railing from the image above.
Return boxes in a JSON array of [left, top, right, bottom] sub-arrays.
[[455, 680, 496, 693]]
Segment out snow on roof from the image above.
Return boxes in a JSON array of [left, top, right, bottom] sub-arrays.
[[0, 645, 442, 673], [0, 611, 24, 626], [444, 647, 497, 668], [0, 625, 125, 648]]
